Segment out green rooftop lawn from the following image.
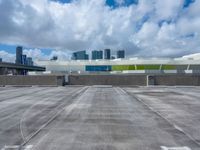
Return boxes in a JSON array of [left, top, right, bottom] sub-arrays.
[[161, 65, 176, 70], [136, 65, 160, 70], [112, 65, 135, 71], [111, 64, 178, 71]]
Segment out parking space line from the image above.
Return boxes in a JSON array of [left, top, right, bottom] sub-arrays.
[[160, 146, 191, 150], [120, 87, 200, 147]]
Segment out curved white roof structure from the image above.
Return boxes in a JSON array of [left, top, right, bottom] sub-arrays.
[[35, 57, 200, 74]]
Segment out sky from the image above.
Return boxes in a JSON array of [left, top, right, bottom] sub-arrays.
[[0, 0, 199, 62]]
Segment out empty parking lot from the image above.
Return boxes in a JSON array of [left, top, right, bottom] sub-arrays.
[[0, 86, 200, 150]]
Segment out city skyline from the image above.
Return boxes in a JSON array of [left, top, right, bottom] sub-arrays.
[[0, 45, 128, 62]]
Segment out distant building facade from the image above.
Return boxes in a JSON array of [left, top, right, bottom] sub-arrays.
[[92, 50, 103, 60], [71, 49, 125, 60], [117, 50, 125, 59], [0, 58, 2, 62], [72, 51, 89, 60], [104, 49, 111, 60], [27, 57, 33, 66], [111, 56, 115, 59], [37, 58, 200, 74], [16, 46, 23, 64], [22, 55, 27, 65], [0, 46, 43, 75], [51, 56, 58, 61], [15, 46, 34, 66]]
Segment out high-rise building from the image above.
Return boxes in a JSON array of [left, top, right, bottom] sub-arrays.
[[104, 49, 111, 60], [22, 55, 27, 65], [92, 50, 103, 60], [117, 50, 125, 59], [111, 56, 115, 60], [27, 57, 33, 66], [16, 46, 23, 64], [72, 51, 89, 60], [85, 54, 89, 60], [51, 56, 58, 61], [92, 51, 96, 60], [0, 58, 2, 62], [15, 46, 34, 66]]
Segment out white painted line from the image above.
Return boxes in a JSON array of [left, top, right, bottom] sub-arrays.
[[33, 87, 90, 148], [20, 86, 89, 147], [19, 86, 87, 143], [161, 146, 191, 150], [120, 87, 200, 147], [24, 145, 33, 150], [1, 145, 19, 149], [1, 145, 33, 150], [173, 125, 184, 132]]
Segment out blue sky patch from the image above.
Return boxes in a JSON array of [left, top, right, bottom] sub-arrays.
[[183, 0, 195, 8], [158, 19, 174, 27], [135, 14, 150, 31], [0, 44, 17, 54], [51, 0, 72, 4], [184, 33, 195, 38], [106, 0, 138, 8]]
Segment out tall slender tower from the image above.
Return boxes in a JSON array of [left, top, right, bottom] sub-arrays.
[[16, 46, 23, 64], [104, 49, 111, 60]]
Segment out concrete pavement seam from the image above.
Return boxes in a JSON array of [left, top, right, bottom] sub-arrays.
[[18, 86, 89, 150], [119, 87, 200, 147]]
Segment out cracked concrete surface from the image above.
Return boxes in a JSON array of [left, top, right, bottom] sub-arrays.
[[0, 86, 199, 150]]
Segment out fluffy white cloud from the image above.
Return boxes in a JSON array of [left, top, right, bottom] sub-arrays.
[[154, 0, 184, 21], [0, 50, 15, 62], [23, 48, 71, 61], [0, 0, 199, 57], [23, 49, 49, 60], [48, 50, 71, 60]]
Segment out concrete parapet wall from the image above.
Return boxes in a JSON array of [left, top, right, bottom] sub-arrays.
[[0, 75, 65, 86], [152, 75, 200, 86], [1, 74, 200, 86], [68, 74, 147, 85], [69, 74, 200, 86]]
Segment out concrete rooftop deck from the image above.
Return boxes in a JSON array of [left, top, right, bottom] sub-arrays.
[[0, 86, 200, 150]]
